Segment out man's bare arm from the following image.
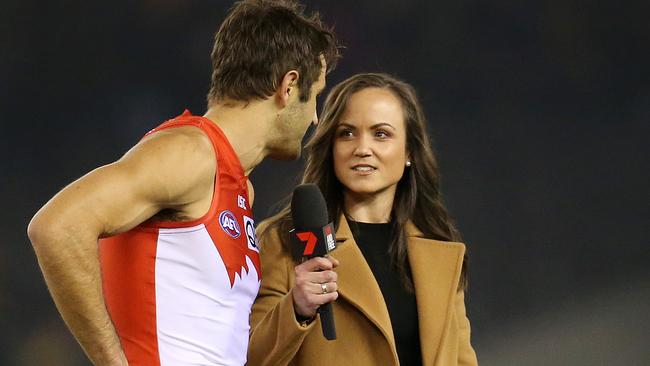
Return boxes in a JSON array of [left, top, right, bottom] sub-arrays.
[[27, 127, 215, 365]]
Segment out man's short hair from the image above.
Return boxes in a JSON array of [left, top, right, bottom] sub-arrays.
[[207, 0, 340, 104]]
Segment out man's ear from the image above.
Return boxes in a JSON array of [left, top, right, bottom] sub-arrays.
[[276, 70, 300, 108]]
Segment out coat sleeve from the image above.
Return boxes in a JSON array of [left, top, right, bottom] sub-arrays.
[[247, 228, 317, 366], [455, 290, 479, 365]]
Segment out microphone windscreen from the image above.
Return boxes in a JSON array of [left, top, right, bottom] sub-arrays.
[[291, 184, 328, 229]]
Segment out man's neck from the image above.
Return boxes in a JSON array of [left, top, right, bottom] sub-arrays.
[[203, 100, 275, 176]]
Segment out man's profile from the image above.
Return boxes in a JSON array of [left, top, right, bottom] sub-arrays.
[[27, 1, 339, 365]]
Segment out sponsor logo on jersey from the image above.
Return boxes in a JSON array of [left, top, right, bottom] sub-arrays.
[[219, 210, 241, 238], [243, 215, 258, 252], [237, 195, 247, 210]]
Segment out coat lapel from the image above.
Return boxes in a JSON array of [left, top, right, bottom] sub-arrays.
[[406, 222, 465, 365], [331, 216, 465, 365], [332, 216, 397, 350]]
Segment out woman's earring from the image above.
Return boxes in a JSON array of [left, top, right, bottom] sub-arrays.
[[406, 160, 412, 167]]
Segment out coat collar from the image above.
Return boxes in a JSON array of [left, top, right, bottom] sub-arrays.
[[333, 215, 465, 365]]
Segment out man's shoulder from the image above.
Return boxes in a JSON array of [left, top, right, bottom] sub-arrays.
[[134, 125, 215, 167], [116, 124, 216, 197], [142, 124, 212, 150]]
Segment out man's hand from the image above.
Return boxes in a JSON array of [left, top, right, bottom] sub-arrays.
[[292, 256, 339, 318]]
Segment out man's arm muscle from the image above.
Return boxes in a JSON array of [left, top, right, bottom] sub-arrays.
[[27, 127, 215, 365]]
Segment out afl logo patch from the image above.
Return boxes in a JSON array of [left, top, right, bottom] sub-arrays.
[[219, 210, 241, 238]]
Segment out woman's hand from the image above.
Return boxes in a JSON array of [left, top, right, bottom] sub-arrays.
[[292, 256, 339, 318]]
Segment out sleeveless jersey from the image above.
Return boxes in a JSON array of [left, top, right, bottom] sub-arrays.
[[99, 110, 262, 366]]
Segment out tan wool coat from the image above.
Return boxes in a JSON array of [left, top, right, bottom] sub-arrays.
[[248, 216, 478, 366]]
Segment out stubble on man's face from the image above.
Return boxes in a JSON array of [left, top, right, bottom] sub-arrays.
[[266, 101, 309, 161], [269, 58, 327, 161]]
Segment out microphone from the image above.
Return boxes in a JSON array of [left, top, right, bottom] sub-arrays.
[[290, 184, 337, 340]]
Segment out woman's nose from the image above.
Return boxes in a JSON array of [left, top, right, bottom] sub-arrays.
[[353, 135, 372, 157]]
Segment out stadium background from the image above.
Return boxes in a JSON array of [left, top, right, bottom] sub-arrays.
[[1, 1, 648, 364]]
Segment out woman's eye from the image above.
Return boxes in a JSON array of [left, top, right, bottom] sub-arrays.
[[375, 130, 389, 138], [338, 129, 353, 137]]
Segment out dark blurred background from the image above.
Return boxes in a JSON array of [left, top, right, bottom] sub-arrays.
[[2, 1, 649, 365]]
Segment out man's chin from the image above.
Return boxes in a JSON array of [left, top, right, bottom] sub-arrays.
[[268, 145, 302, 161]]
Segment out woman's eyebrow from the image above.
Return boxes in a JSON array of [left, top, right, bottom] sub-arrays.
[[370, 122, 395, 130], [336, 122, 356, 128]]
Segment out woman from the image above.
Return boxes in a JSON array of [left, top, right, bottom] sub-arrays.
[[248, 73, 478, 366]]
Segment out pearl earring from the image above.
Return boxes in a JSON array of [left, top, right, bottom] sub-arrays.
[[406, 160, 412, 167]]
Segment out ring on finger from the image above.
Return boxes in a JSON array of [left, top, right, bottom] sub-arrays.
[[321, 283, 328, 294]]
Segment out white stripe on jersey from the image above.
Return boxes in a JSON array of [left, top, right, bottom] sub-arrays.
[[155, 224, 260, 365]]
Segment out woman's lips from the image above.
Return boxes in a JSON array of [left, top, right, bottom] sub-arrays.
[[351, 164, 377, 174]]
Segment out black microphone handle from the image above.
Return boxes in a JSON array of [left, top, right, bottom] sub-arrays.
[[318, 302, 336, 340], [291, 184, 337, 340]]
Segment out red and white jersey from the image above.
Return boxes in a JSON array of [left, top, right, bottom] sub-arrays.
[[99, 110, 262, 366]]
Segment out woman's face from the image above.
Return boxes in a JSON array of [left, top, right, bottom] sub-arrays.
[[333, 87, 409, 200]]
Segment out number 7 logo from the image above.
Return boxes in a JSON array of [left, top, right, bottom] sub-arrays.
[[296, 232, 317, 256]]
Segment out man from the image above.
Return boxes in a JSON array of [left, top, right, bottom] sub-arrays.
[[27, 1, 339, 365]]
